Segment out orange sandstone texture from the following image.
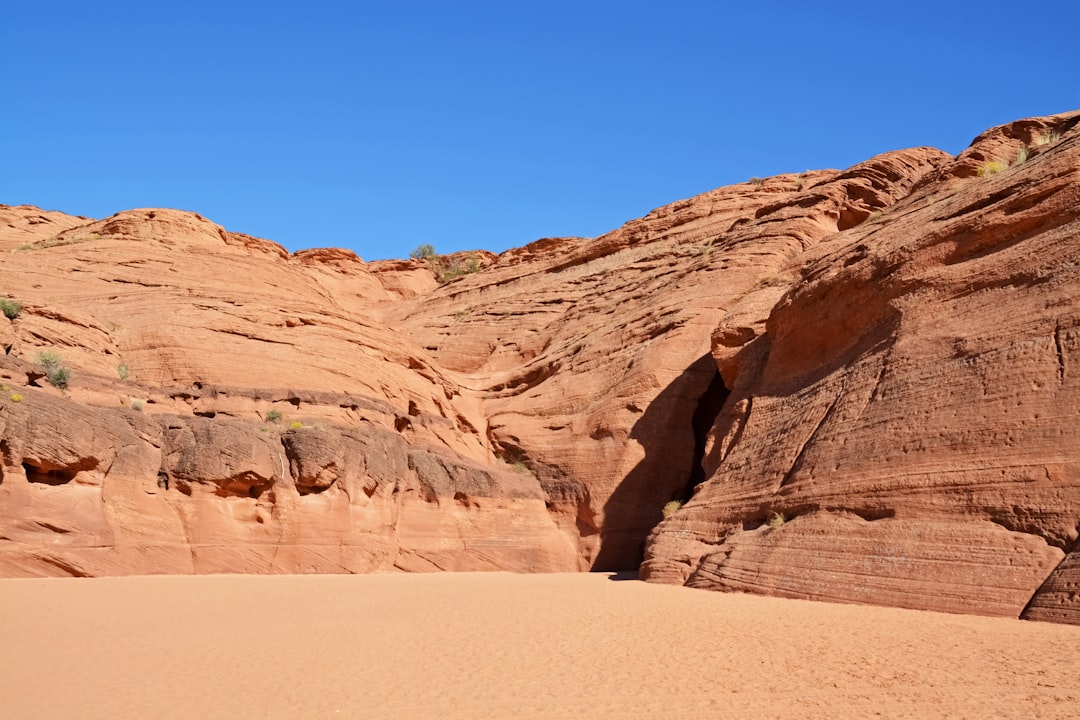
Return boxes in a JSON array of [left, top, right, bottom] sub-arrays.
[[643, 110, 1080, 621], [2, 111, 1079, 625]]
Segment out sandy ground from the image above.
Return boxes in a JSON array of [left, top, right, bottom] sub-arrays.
[[2, 572, 1078, 719]]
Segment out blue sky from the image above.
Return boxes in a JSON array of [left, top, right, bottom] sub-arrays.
[[2, 2, 1077, 260]]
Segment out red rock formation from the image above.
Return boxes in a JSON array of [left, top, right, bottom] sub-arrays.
[[2, 111, 1079, 626], [0, 388, 572, 576], [1024, 550, 1080, 624], [642, 110, 1080, 620]]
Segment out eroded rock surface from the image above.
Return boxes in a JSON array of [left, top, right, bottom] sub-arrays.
[[2, 111, 1079, 624], [1024, 549, 1080, 624], [643, 111, 1080, 620]]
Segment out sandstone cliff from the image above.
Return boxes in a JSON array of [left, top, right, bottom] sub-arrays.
[[641, 111, 1080, 624], [2, 111, 1078, 623]]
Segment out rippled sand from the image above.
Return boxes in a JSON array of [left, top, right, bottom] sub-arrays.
[[2, 572, 1078, 719]]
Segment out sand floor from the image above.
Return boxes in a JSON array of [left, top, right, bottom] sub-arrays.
[[2, 572, 1078, 719]]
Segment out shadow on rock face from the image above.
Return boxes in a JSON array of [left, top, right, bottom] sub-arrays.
[[591, 352, 731, 571]]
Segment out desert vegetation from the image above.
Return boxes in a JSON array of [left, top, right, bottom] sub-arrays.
[[0, 297, 22, 319], [411, 244, 481, 283], [17, 232, 100, 251], [662, 500, 684, 518], [35, 351, 71, 389], [977, 160, 1005, 176]]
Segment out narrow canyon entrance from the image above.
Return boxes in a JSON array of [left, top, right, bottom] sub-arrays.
[[591, 354, 732, 571], [685, 368, 730, 500]]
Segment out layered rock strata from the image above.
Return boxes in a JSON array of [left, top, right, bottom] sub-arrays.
[[2, 111, 1079, 625], [643, 111, 1080, 621]]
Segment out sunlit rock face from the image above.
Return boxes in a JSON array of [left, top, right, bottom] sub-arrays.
[[642, 111, 1080, 622], [3, 111, 1080, 624]]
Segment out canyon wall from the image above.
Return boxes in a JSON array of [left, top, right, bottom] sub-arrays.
[[2, 111, 1078, 622], [642, 111, 1080, 623]]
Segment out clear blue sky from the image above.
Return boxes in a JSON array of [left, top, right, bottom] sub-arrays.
[[2, 1, 1077, 260]]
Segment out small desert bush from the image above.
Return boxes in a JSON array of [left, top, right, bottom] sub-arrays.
[[46, 366, 70, 389], [434, 254, 481, 283], [1035, 131, 1061, 146], [288, 420, 303, 430], [266, 409, 283, 423], [748, 177, 764, 186], [409, 243, 436, 261], [0, 298, 22, 319], [408, 245, 477, 284], [36, 351, 70, 389], [10, 393, 23, 403], [21, 234, 97, 250], [410, 244, 481, 283], [39, 236, 61, 248], [1014, 147, 1029, 166], [116, 362, 129, 380], [662, 500, 684, 518], [976, 161, 1005, 177], [130, 398, 145, 411], [767, 511, 787, 529]]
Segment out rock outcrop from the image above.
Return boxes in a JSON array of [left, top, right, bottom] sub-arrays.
[[0, 389, 573, 576], [642, 111, 1080, 621], [2, 110, 1079, 624]]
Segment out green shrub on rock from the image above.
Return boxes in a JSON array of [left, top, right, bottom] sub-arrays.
[[0, 298, 22, 319], [36, 351, 70, 389]]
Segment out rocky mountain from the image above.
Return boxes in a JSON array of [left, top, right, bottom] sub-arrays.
[[2, 111, 1078, 624]]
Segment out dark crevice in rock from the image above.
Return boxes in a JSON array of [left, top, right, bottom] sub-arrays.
[[295, 484, 329, 496], [487, 361, 561, 395], [593, 354, 730, 572], [1054, 323, 1066, 382], [33, 520, 72, 534], [222, 477, 272, 500], [845, 507, 896, 522], [23, 460, 92, 485], [38, 555, 91, 578], [683, 369, 731, 500]]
